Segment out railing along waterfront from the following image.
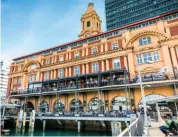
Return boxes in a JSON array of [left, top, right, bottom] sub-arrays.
[[117, 115, 144, 137]]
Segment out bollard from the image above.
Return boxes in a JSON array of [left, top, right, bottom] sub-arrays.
[[78, 121, 81, 133], [43, 120, 46, 131], [22, 112, 26, 132], [31, 110, 36, 132]]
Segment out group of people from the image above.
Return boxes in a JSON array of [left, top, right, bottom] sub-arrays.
[[159, 114, 178, 136]]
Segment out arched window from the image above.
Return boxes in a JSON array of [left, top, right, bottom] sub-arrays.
[[88, 97, 104, 112], [70, 99, 83, 112], [53, 100, 65, 113], [139, 37, 151, 46], [31, 63, 36, 69], [111, 96, 128, 111], [38, 100, 49, 113], [22, 102, 35, 116]]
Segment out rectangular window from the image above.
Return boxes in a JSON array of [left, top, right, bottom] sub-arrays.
[[45, 72, 49, 80], [92, 63, 98, 72], [74, 66, 80, 75], [139, 37, 151, 46], [113, 59, 120, 69], [18, 65, 22, 71], [154, 51, 160, 61], [59, 69, 64, 77], [60, 56, 64, 62], [87, 21, 90, 27], [92, 48, 97, 55], [46, 59, 50, 65], [143, 52, 152, 63], [74, 52, 80, 59], [112, 43, 118, 50], [136, 54, 143, 64]]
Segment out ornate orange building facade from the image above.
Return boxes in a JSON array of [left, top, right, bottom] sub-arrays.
[[6, 3, 178, 113]]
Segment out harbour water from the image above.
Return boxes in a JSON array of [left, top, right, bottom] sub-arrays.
[[2, 128, 111, 136]]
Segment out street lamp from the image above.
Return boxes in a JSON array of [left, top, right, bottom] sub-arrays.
[[137, 61, 152, 136]]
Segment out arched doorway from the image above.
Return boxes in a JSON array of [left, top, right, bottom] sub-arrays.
[[38, 100, 49, 113], [22, 102, 35, 116], [69, 99, 83, 112], [138, 94, 173, 119], [88, 97, 104, 112], [53, 100, 65, 113], [138, 94, 166, 107], [111, 96, 128, 111]]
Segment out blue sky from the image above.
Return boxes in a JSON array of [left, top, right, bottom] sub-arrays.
[[2, 0, 106, 61]]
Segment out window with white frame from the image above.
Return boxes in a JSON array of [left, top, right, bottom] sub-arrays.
[[136, 51, 159, 65], [153, 51, 160, 61], [45, 72, 49, 80], [60, 56, 64, 62], [92, 48, 97, 55], [59, 69, 64, 77], [139, 37, 151, 46], [46, 58, 50, 65], [112, 43, 118, 50], [31, 63, 36, 69], [113, 59, 120, 69], [74, 51, 80, 58], [143, 52, 152, 63], [74, 66, 80, 75], [92, 63, 98, 72], [29, 74, 36, 82], [136, 54, 143, 64], [18, 65, 22, 71]]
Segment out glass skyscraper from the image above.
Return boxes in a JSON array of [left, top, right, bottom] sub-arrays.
[[105, 0, 178, 30]]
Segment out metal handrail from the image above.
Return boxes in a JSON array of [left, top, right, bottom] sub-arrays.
[[117, 118, 139, 137]]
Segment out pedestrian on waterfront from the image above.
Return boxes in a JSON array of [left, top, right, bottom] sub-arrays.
[[147, 108, 151, 127], [159, 114, 173, 136]]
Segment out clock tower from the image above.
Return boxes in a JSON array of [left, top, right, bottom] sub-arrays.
[[78, 2, 102, 38]]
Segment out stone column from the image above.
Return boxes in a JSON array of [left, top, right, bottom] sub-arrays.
[[86, 48, 88, 56], [50, 70, 53, 79], [82, 49, 85, 57], [65, 68, 68, 77], [124, 56, 128, 70], [101, 44, 104, 52], [69, 67, 72, 76], [170, 47, 178, 69], [82, 64, 85, 74], [86, 64, 89, 73], [161, 45, 172, 69], [36, 72, 40, 81], [128, 52, 135, 79], [101, 60, 105, 71], [51, 57, 54, 64], [106, 59, 109, 70], [105, 43, 108, 51], [69, 53, 71, 60], [54, 70, 56, 79]]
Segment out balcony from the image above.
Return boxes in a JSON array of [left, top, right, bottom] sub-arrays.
[[9, 69, 178, 96]]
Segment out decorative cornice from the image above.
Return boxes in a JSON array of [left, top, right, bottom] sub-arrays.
[[126, 31, 167, 48], [158, 36, 178, 44]]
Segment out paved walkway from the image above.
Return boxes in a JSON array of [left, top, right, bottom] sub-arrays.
[[149, 120, 165, 136]]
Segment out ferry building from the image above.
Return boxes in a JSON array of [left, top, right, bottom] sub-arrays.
[[6, 3, 178, 114]]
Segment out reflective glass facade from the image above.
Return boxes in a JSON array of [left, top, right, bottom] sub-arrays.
[[105, 0, 178, 30]]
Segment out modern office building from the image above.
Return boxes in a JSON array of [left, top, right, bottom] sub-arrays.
[[0, 60, 12, 104], [6, 2, 178, 115], [105, 0, 178, 30]]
